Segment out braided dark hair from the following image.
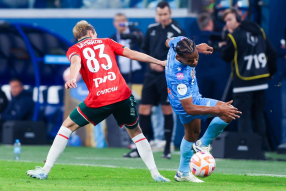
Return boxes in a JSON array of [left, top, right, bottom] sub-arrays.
[[173, 37, 196, 58]]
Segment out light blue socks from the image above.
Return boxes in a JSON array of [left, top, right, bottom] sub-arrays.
[[178, 138, 194, 176], [200, 117, 229, 146]]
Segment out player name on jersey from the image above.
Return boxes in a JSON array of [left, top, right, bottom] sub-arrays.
[[77, 39, 103, 49]]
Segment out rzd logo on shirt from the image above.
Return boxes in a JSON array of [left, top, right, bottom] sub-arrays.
[[177, 84, 187, 96], [93, 72, 116, 88]]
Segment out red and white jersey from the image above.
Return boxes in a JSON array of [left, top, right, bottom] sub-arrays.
[[66, 37, 131, 108]]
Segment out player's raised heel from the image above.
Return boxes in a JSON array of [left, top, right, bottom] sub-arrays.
[[153, 175, 171, 182], [192, 139, 212, 153], [174, 171, 204, 183], [26, 166, 48, 180]]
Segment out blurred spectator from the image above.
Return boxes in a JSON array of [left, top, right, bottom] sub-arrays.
[[196, 12, 230, 100], [82, 0, 122, 8], [219, 8, 277, 149], [195, 12, 231, 133], [110, 13, 144, 84], [0, 78, 34, 122], [0, 86, 8, 113], [54, 0, 83, 8], [202, 0, 215, 13]]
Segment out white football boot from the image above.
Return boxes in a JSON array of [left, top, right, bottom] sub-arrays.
[[192, 139, 212, 153], [174, 171, 204, 183], [153, 174, 171, 182], [27, 166, 48, 180]]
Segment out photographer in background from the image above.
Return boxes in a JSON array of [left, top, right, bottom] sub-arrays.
[[195, 12, 231, 134], [110, 13, 144, 84], [219, 8, 277, 150]]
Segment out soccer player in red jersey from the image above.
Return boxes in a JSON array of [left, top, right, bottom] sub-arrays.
[[27, 20, 170, 182]]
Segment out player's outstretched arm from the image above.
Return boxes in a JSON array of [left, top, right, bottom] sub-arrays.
[[196, 43, 213, 54], [65, 55, 81, 89], [122, 47, 166, 67], [165, 38, 213, 54], [180, 97, 241, 120]]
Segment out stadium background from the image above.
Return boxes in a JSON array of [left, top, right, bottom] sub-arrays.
[[0, 0, 286, 190]]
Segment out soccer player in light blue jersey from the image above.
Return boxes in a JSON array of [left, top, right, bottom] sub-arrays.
[[165, 36, 242, 182]]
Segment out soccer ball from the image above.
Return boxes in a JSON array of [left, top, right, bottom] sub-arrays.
[[190, 151, 216, 178]]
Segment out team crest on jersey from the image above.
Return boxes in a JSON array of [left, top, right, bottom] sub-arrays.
[[167, 32, 174, 39], [177, 73, 184, 80], [246, 32, 258, 46], [150, 30, 156, 36]]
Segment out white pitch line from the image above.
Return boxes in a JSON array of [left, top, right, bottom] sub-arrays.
[[246, 173, 286, 178], [2, 159, 286, 178], [75, 157, 141, 161]]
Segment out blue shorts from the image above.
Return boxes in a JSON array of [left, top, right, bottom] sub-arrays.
[[177, 98, 218, 124]]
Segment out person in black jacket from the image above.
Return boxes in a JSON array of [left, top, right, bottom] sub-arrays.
[[0, 85, 8, 143], [0, 78, 34, 121], [219, 8, 277, 149], [0, 86, 8, 113], [110, 13, 145, 84], [123, 1, 185, 159], [195, 12, 231, 136]]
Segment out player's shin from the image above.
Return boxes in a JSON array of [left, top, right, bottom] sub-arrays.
[[132, 133, 160, 178], [200, 117, 229, 146], [43, 126, 72, 174], [178, 138, 194, 176]]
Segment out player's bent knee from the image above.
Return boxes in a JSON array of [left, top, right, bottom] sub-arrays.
[[126, 125, 142, 139], [139, 105, 152, 115]]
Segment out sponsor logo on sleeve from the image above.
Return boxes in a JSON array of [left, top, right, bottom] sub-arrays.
[[177, 73, 184, 80], [177, 84, 187, 95]]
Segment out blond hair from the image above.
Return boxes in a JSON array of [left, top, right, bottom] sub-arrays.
[[222, 8, 240, 20], [73, 20, 95, 41]]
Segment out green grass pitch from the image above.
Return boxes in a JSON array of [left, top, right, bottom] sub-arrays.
[[0, 146, 285, 191]]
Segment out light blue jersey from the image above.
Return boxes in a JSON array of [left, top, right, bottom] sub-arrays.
[[165, 36, 218, 124]]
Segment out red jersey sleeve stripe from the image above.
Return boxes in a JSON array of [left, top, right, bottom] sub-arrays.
[[77, 106, 96, 126], [69, 52, 79, 61], [135, 138, 147, 143], [59, 134, 69, 140]]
